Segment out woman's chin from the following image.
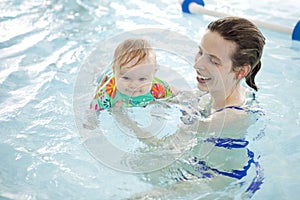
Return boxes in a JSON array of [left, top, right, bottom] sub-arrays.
[[197, 83, 209, 92]]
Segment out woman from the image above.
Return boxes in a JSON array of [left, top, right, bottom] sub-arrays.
[[126, 17, 266, 199], [178, 16, 266, 132]]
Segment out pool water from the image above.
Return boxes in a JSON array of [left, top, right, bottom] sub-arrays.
[[1, 0, 300, 199]]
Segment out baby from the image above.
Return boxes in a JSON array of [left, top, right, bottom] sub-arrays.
[[90, 38, 173, 111]]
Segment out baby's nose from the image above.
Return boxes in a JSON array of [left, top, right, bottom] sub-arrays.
[[128, 81, 138, 89]]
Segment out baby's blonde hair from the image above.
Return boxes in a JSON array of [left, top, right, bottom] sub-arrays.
[[113, 38, 156, 70]]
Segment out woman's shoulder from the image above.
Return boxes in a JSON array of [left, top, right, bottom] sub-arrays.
[[212, 89, 263, 116], [209, 88, 263, 130]]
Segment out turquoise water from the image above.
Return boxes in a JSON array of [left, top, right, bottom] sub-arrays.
[[1, 0, 300, 199]]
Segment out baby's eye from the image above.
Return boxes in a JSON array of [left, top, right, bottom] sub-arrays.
[[139, 77, 147, 81], [122, 76, 129, 80]]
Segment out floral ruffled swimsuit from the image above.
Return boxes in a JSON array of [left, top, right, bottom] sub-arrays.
[[90, 76, 172, 111]]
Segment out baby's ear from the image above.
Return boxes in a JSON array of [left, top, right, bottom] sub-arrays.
[[236, 64, 251, 80]]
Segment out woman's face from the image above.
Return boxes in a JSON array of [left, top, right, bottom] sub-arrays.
[[194, 30, 238, 95]]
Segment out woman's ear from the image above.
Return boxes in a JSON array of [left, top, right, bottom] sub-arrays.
[[236, 64, 251, 80]]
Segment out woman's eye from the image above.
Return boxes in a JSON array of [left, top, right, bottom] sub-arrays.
[[211, 59, 220, 65], [197, 52, 202, 58]]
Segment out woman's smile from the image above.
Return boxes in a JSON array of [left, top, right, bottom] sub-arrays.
[[197, 74, 211, 83], [196, 71, 211, 84]]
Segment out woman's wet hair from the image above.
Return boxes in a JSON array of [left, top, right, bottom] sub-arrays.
[[207, 17, 266, 91]]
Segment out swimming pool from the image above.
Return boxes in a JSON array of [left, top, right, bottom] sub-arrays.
[[1, 0, 300, 199]]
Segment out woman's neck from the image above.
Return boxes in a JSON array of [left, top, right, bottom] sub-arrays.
[[210, 85, 246, 110]]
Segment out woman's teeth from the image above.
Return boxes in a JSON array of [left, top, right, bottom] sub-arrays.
[[198, 75, 210, 80]]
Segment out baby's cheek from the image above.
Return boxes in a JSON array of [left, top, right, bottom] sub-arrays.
[[143, 82, 152, 91], [116, 85, 127, 95], [136, 83, 150, 95]]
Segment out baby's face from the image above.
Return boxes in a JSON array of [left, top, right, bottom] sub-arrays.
[[114, 60, 156, 97]]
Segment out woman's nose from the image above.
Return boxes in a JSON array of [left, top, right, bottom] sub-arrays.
[[194, 56, 205, 70]]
